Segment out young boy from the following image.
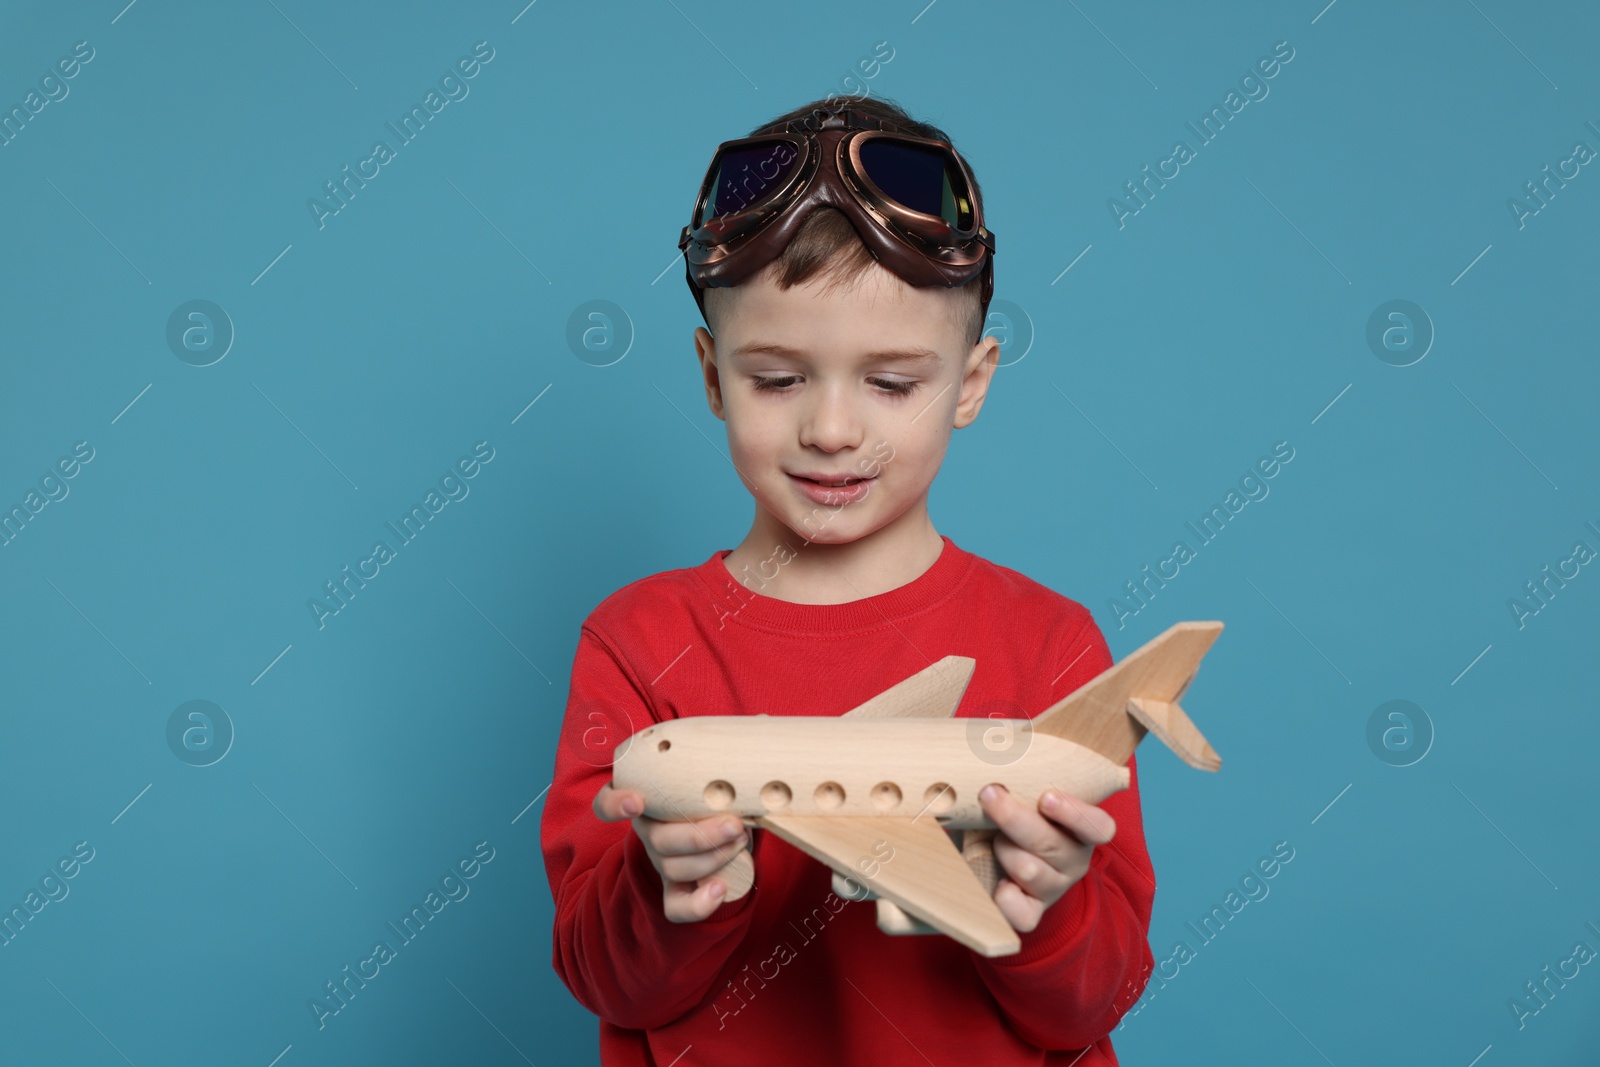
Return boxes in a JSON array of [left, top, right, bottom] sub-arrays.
[[541, 97, 1155, 1065]]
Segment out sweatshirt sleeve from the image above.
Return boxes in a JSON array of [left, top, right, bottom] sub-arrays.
[[970, 613, 1157, 1050], [540, 623, 758, 1030]]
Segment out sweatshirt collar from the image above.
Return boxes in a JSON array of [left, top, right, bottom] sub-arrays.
[[694, 534, 975, 636]]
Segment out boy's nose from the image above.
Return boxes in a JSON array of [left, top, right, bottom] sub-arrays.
[[797, 388, 865, 451]]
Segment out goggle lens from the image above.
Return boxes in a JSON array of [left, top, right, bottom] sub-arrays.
[[696, 139, 803, 228], [858, 139, 974, 231]]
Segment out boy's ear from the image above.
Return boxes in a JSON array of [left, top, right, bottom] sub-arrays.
[[954, 333, 1002, 429], [695, 327, 726, 421]]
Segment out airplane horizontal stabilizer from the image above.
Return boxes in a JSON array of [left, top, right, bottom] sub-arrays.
[[1029, 621, 1223, 770]]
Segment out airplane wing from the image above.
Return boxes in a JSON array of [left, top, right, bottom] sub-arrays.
[[838, 654, 993, 939], [758, 812, 1021, 957], [842, 654, 975, 719], [708, 654, 976, 905]]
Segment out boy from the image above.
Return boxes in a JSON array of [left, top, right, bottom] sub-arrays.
[[541, 97, 1155, 1065]]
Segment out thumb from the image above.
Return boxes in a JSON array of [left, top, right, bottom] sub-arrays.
[[665, 876, 728, 923]]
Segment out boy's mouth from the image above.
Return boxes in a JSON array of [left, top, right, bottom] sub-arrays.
[[789, 472, 870, 487], [786, 471, 877, 505]]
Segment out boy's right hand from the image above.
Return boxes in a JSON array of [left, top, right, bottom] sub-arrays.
[[592, 782, 751, 923]]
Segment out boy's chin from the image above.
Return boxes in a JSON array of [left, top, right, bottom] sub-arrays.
[[782, 525, 862, 546], [772, 506, 872, 546]]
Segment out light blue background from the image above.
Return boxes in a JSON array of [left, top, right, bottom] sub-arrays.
[[1, 1, 1596, 1063]]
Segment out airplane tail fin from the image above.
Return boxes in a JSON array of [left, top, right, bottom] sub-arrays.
[[1029, 621, 1223, 771]]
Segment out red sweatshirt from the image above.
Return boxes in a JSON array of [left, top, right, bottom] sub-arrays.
[[541, 535, 1156, 1066]]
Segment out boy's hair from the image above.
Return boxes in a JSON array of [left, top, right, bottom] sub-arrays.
[[701, 95, 989, 350]]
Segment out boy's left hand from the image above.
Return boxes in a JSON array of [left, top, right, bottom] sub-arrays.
[[978, 783, 1117, 934]]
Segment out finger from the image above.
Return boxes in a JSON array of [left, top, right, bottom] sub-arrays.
[[642, 814, 748, 858], [992, 833, 1073, 905], [979, 784, 1073, 865], [992, 877, 1045, 934], [1038, 789, 1117, 845], [660, 842, 750, 885], [662, 876, 730, 923], [593, 783, 645, 822]]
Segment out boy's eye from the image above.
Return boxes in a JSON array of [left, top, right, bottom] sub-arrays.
[[750, 376, 920, 397]]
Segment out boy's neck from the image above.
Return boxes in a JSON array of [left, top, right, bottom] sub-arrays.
[[721, 503, 944, 606]]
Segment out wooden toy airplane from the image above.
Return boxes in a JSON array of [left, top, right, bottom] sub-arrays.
[[611, 621, 1223, 957]]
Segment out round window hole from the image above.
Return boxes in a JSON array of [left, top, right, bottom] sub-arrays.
[[814, 781, 846, 809], [922, 782, 955, 814]]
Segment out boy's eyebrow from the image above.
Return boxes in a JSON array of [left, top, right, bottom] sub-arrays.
[[730, 342, 943, 366]]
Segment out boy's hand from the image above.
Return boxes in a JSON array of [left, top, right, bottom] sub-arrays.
[[592, 782, 751, 923], [978, 783, 1117, 934]]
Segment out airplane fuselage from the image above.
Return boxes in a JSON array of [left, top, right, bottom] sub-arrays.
[[611, 715, 1131, 830]]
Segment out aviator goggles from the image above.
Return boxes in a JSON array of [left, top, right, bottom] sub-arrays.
[[677, 106, 997, 333]]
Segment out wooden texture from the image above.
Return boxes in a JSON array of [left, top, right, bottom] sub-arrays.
[[712, 848, 756, 899], [1029, 621, 1223, 768], [839, 654, 976, 720], [608, 621, 1228, 954], [1127, 697, 1221, 772], [757, 813, 1021, 957], [961, 828, 1002, 894], [872, 827, 999, 938], [617, 718, 1130, 828], [843, 655, 975, 930], [700, 654, 975, 904]]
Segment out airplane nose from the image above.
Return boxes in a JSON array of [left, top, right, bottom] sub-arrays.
[[612, 722, 675, 802], [629, 723, 675, 762]]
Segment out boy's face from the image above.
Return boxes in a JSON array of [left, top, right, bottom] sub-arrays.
[[694, 260, 999, 547]]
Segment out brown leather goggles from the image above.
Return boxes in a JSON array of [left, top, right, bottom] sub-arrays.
[[678, 106, 996, 334]]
